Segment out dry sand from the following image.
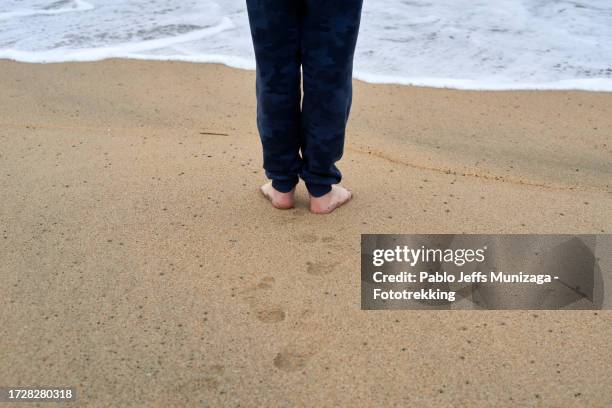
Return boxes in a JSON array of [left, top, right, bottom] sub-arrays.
[[0, 59, 611, 407]]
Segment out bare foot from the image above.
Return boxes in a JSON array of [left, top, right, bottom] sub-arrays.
[[309, 185, 352, 214], [260, 182, 295, 210]]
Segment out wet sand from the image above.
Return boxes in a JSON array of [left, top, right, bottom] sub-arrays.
[[0, 59, 611, 407]]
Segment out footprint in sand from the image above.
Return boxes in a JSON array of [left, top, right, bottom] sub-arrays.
[[255, 307, 286, 323], [241, 277, 286, 323], [273, 346, 317, 372], [306, 260, 339, 276], [167, 364, 225, 403], [256, 276, 275, 289]]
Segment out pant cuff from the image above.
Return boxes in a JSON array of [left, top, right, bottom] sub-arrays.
[[306, 183, 332, 197], [272, 179, 298, 193]]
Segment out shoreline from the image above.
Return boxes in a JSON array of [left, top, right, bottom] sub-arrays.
[[2, 57, 612, 92]]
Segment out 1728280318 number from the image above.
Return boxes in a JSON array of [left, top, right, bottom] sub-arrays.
[[0, 387, 76, 402]]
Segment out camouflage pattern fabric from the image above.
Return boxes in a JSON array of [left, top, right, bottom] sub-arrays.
[[246, 0, 363, 197]]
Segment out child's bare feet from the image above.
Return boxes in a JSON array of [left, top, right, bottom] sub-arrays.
[[260, 182, 295, 209], [309, 185, 352, 214]]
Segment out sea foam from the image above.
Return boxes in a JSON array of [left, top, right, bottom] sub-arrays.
[[0, 0, 611, 91]]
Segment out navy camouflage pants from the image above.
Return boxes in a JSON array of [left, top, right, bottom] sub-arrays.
[[246, 0, 363, 197]]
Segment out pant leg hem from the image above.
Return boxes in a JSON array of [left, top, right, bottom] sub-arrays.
[[272, 179, 298, 193], [306, 183, 332, 197]]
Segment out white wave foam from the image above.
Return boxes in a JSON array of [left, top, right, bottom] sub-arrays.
[[353, 72, 612, 92], [0, 17, 234, 63], [0, 0, 610, 91], [0, 0, 94, 21]]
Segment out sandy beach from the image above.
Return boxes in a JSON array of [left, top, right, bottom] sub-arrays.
[[1, 59, 611, 407]]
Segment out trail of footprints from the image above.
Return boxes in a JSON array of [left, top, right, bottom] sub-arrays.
[[301, 234, 343, 276], [241, 233, 340, 323], [239, 278, 324, 372], [240, 276, 286, 323], [238, 233, 340, 371]]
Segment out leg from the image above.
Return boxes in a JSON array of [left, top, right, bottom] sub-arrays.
[[246, 0, 302, 194], [300, 0, 363, 197]]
